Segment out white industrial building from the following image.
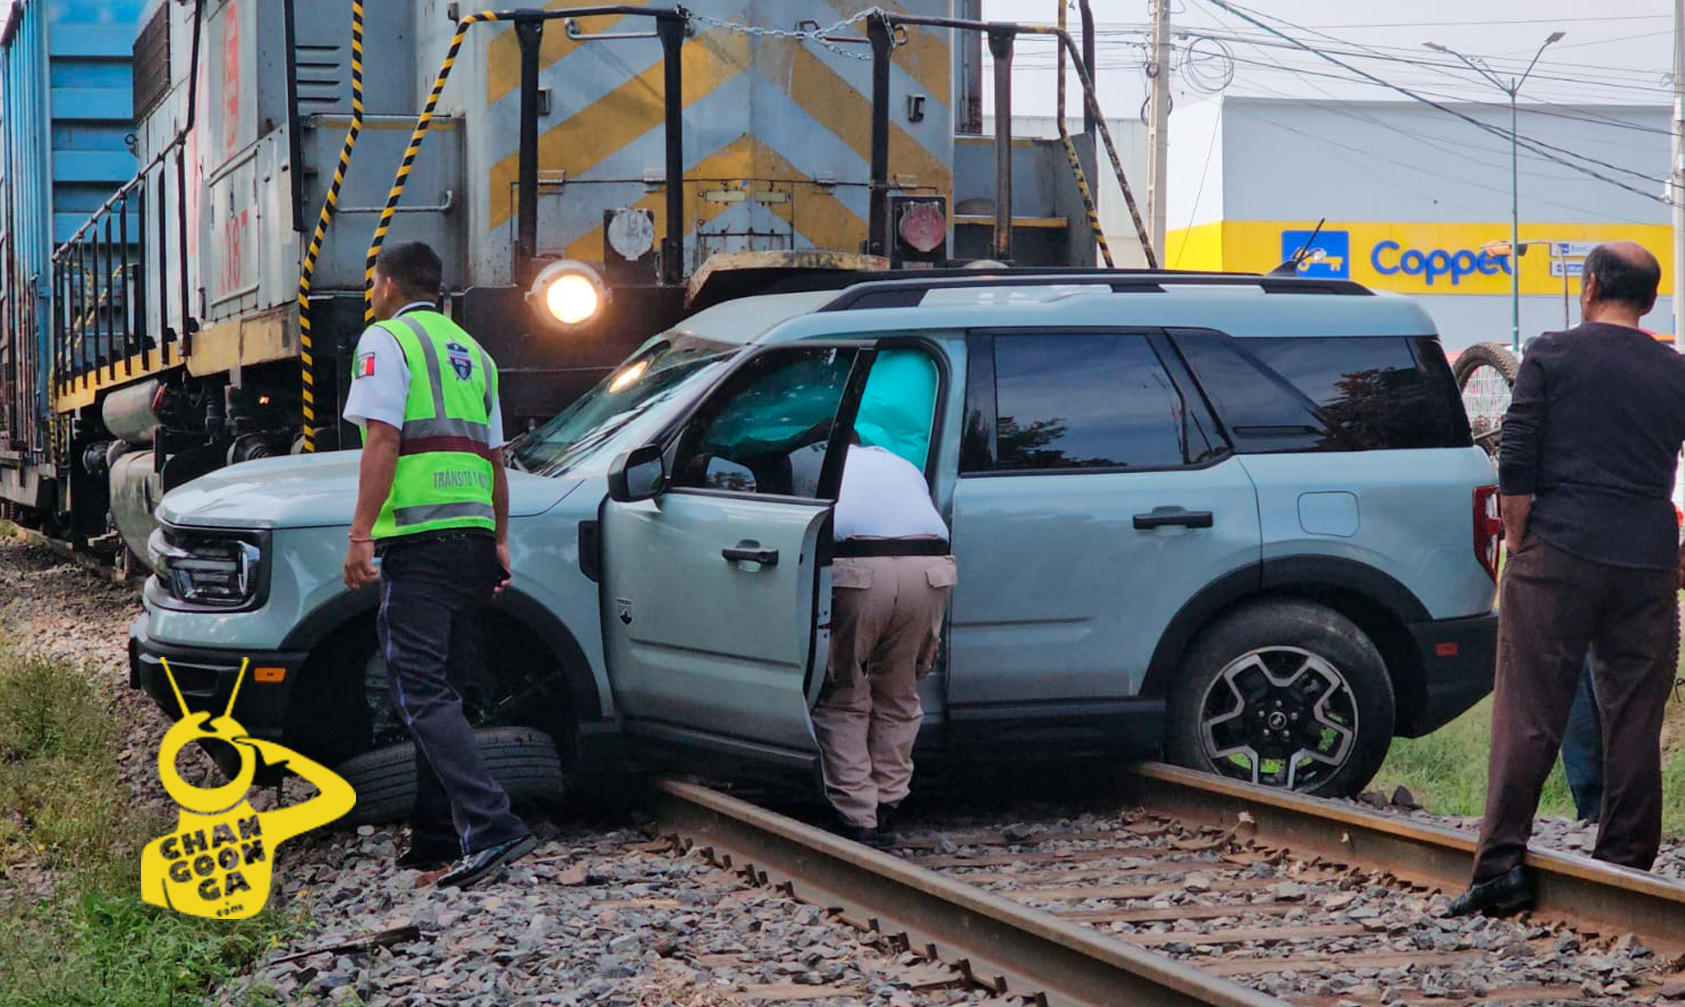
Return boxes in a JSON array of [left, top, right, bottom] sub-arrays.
[[1162, 96, 1673, 351]]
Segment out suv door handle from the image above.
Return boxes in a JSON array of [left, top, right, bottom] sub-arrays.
[[1133, 508, 1215, 530], [723, 543, 780, 567]]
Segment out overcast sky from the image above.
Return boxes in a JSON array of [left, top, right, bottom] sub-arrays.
[[980, 1, 1676, 114]]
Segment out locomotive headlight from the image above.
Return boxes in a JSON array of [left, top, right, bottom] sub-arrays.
[[528, 259, 609, 331]]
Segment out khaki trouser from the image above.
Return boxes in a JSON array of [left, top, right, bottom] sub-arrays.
[[812, 554, 957, 828]]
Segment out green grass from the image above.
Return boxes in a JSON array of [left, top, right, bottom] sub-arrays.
[[0, 648, 292, 1007], [1372, 695, 1685, 837]]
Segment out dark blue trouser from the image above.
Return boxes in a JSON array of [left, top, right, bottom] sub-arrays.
[[377, 534, 528, 855], [1560, 658, 1603, 822]]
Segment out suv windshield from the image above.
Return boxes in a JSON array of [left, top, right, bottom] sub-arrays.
[[513, 334, 738, 477]]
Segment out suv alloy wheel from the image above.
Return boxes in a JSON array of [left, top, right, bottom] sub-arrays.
[[1166, 599, 1396, 797]]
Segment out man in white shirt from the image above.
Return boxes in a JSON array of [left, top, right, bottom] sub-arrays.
[[811, 440, 956, 847]]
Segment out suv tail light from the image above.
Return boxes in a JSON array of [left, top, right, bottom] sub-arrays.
[[1474, 486, 1502, 580]]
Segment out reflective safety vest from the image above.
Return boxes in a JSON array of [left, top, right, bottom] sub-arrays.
[[360, 310, 498, 541]]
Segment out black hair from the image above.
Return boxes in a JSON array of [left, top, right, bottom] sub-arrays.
[[1583, 244, 1660, 313], [374, 242, 444, 300]]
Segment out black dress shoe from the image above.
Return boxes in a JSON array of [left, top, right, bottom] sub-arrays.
[[1446, 866, 1534, 917], [397, 840, 460, 871], [436, 834, 537, 889], [875, 804, 899, 848], [832, 821, 896, 852]]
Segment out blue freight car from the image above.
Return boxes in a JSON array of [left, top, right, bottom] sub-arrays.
[[0, 0, 145, 516]]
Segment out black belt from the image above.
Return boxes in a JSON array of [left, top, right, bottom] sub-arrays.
[[376, 528, 495, 556], [834, 538, 950, 558]]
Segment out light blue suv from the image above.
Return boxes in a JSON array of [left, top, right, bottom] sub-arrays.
[[130, 271, 1500, 802]]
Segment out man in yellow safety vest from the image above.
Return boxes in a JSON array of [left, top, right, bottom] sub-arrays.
[[341, 242, 534, 888]]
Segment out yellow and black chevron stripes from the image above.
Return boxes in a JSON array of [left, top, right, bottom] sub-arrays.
[[1049, 4, 1111, 267], [1029, 25, 1157, 268], [484, 0, 652, 105], [363, 11, 505, 324], [485, 26, 753, 235], [1054, 126, 1112, 268], [296, 0, 366, 453]]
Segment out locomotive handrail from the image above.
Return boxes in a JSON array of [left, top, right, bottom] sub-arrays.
[[866, 11, 1157, 268], [50, 0, 204, 396]]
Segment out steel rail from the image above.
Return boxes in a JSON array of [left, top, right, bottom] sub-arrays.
[[1120, 763, 1685, 953], [648, 778, 1290, 1007]]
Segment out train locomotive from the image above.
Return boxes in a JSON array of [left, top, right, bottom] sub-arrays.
[[0, 0, 1140, 567]]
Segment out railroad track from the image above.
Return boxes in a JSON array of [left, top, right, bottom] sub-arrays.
[[649, 777, 1281, 1007], [648, 766, 1685, 1007], [6, 524, 130, 583]]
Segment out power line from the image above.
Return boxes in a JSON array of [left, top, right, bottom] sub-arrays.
[[1173, 103, 1223, 267], [1040, 25, 1672, 87], [1014, 36, 1679, 140], [1200, 48, 1679, 140], [1229, 92, 1662, 227], [1516, 29, 1673, 53], [1106, 18, 1674, 90], [1208, 42, 1666, 214], [1191, 30, 1672, 94], [1225, 70, 1666, 215], [1190, 0, 1675, 205], [1300, 15, 1668, 30], [1090, 18, 1675, 83]]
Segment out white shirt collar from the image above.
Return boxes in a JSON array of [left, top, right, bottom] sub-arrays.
[[396, 301, 436, 317]]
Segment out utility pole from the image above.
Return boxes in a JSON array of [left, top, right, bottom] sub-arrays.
[[1674, 0, 1684, 514], [1426, 33, 1563, 352], [1146, 0, 1172, 261], [1673, 0, 1684, 354], [1509, 85, 1522, 352]]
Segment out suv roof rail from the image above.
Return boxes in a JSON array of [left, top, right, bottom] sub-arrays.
[[814, 269, 1374, 312]]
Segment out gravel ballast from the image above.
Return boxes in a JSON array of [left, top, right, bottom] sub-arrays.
[[5, 532, 1685, 1006]]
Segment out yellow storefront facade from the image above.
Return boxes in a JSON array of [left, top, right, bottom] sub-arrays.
[[1163, 97, 1675, 349], [1168, 221, 1675, 301]]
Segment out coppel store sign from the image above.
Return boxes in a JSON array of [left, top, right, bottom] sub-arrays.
[[1282, 228, 1512, 290], [1370, 241, 1512, 286]]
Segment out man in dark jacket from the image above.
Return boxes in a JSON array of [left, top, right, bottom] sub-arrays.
[[1450, 242, 1685, 916]]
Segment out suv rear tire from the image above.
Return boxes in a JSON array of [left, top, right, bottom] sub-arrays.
[[1166, 599, 1395, 798]]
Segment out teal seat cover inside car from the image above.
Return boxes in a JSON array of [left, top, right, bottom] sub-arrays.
[[855, 349, 938, 468]]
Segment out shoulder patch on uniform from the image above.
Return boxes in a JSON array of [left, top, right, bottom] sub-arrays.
[[445, 341, 474, 381], [355, 353, 375, 379]]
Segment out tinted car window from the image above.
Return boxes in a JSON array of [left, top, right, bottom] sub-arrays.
[[1171, 331, 1470, 453], [964, 334, 1200, 473]]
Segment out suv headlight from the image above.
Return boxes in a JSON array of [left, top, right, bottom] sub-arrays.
[[148, 526, 266, 609]]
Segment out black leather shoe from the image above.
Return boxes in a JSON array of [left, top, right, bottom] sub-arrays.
[[1446, 866, 1534, 917], [875, 804, 899, 848], [397, 841, 459, 871], [832, 821, 896, 852], [436, 834, 537, 889]]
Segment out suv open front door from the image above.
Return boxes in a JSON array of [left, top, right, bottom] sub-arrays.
[[599, 343, 878, 768]]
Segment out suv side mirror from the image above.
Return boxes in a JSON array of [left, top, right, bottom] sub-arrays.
[[608, 444, 666, 503]]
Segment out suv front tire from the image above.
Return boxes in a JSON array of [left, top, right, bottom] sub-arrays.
[[1166, 599, 1396, 797]]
